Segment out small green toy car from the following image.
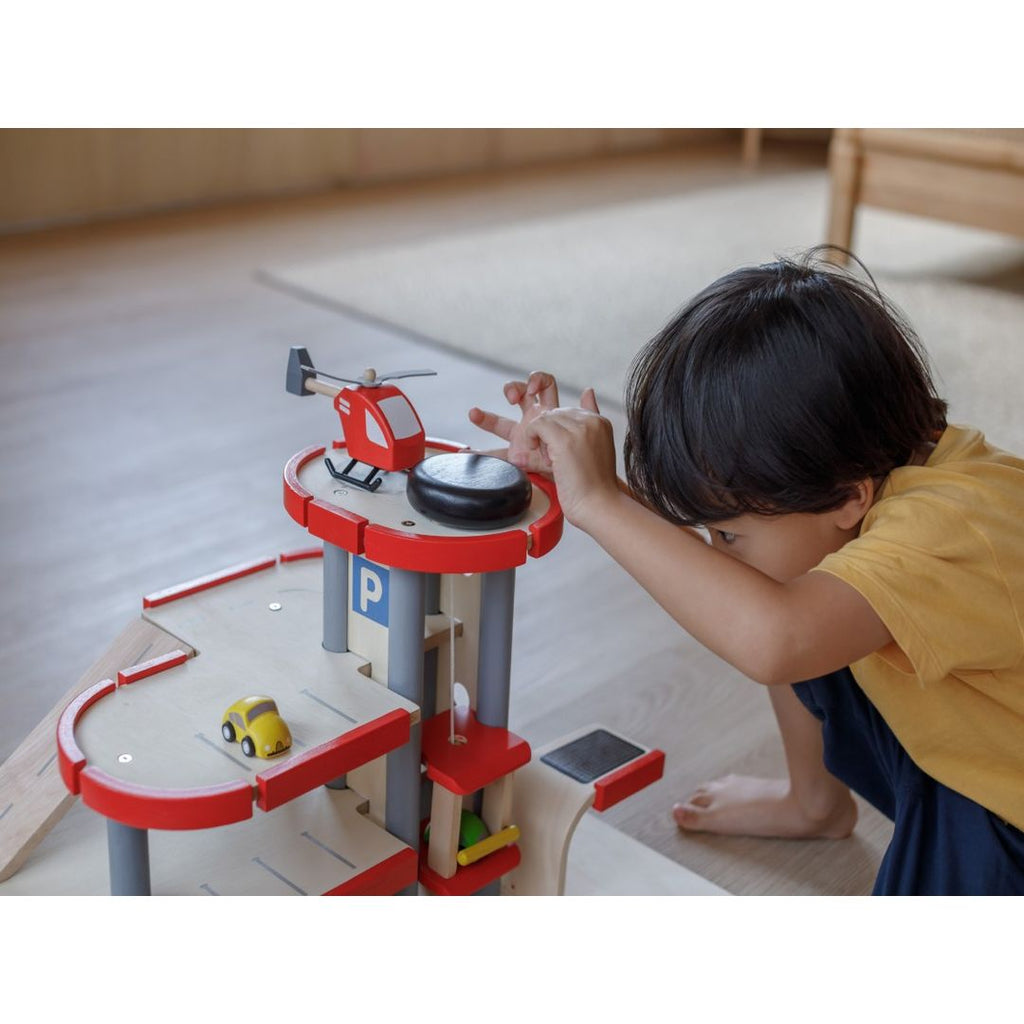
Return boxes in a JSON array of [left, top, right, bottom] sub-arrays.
[[424, 809, 490, 848]]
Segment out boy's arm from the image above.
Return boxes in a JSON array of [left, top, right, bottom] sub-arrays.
[[582, 491, 891, 685], [524, 405, 892, 686]]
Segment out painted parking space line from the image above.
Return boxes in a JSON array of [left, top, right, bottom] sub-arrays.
[[253, 857, 307, 894], [300, 689, 358, 724], [194, 732, 252, 771], [301, 830, 356, 869]]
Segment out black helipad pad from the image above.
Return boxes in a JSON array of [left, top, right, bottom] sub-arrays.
[[406, 452, 532, 530], [541, 729, 645, 784]]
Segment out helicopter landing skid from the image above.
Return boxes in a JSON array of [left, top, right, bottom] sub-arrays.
[[324, 456, 384, 492]]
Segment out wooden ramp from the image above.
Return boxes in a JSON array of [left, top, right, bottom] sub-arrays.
[[0, 618, 196, 883]]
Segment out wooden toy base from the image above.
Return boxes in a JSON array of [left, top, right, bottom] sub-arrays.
[[2, 542, 695, 895], [0, 790, 727, 896]]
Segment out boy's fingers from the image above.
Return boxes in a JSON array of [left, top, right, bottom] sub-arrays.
[[503, 380, 528, 407], [526, 371, 560, 408], [523, 411, 564, 446], [468, 407, 515, 441], [510, 447, 551, 472], [581, 387, 600, 413]]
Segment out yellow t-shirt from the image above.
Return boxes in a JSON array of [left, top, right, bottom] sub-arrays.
[[814, 424, 1024, 828]]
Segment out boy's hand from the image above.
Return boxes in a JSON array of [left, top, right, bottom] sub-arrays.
[[521, 389, 619, 531], [468, 371, 561, 474]]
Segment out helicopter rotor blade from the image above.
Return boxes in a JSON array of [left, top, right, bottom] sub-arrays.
[[300, 365, 368, 386], [300, 364, 438, 387], [375, 369, 438, 382]]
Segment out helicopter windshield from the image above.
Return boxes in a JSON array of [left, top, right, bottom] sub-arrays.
[[376, 395, 421, 439]]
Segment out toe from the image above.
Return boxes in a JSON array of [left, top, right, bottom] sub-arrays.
[[673, 802, 702, 829], [678, 785, 713, 808]]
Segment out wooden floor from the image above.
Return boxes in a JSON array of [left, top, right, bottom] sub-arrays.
[[0, 141, 894, 895]]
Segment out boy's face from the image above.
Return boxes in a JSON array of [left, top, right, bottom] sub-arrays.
[[706, 510, 860, 583]]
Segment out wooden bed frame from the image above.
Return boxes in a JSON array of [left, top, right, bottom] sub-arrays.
[[826, 128, 1024, 261]]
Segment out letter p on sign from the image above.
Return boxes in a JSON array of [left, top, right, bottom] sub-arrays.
[[353, 555, 389, 627]]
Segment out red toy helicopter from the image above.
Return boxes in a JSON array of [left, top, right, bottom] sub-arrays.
[[286, 346, 437, 491]]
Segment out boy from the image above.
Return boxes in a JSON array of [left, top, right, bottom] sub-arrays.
[[468, 252, 1024, 895]]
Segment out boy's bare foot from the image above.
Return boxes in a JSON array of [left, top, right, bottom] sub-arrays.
[[673, 774, 858, 839]]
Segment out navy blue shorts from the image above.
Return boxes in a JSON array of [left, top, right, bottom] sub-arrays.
[[793, 669, 1024, 895]]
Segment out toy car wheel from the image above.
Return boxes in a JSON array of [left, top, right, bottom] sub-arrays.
[[222, 722, 236, 742], [241, 736, 256, 758]]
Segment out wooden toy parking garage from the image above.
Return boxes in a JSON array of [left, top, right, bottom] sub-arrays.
[[32, 349, 666, 895]]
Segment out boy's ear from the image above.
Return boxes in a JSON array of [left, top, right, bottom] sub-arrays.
[[834, 478, 876, 530]]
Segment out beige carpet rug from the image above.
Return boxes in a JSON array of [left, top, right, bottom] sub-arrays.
[[260, 166, 1024, 454]]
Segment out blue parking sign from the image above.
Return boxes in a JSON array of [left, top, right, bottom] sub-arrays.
[[352, 555, 389, 627]]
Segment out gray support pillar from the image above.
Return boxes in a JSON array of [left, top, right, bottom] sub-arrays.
[[322, 542, 349, 653], [476, 569, 516, 729], [323, 543, 350, 789], [385, 567, 426, 894], [425, 574, 441, 615], [107, 820, 151, 896], [422, 573, 441, 722], [420, 574, 441, 822]]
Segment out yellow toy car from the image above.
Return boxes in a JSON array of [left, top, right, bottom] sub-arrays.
[[221, 696, 292, 759]]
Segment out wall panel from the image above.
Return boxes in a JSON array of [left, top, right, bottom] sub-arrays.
[[0, 128, 753, 233]]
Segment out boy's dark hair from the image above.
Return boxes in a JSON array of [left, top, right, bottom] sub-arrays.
[[623, 248, 949, 525]]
